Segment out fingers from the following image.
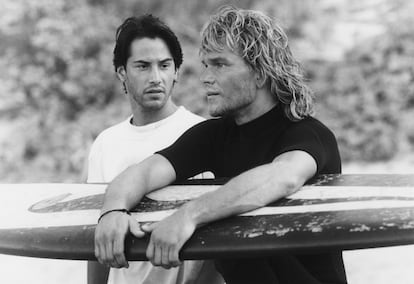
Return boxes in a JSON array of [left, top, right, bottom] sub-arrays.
[[169, 246, 182, 267], [142, 212, 196, 269], [142, 216, 193, 269], [149, 244, 173, 269], [94, 234, 111, 266], [94, 227, 108, 266], [146, 239, 154, 262], [140, 222, 155, 233], [94, 213, 130, 268], [161, 245, 172, 269], [129, 218, 145, 238], [146, 237, 180, 269], [154, 244, 163, 267], [146, 234, 167, 268], [104, 240, 114, 266], [144, 222, 175, 268], [97, 233, 128, 268], [94, 239, 104, 265], [113, 236, 128, 268]]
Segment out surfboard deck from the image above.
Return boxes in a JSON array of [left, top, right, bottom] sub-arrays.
[[1, 174, 414, 260]]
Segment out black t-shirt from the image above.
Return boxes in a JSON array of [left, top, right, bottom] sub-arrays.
[[156, 104, 346, 284], [158, 104, 341, 181]]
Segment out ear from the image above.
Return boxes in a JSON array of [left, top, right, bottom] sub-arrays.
[[173, 70, 179, 84], [255, 72, 267, 88], [116, 66, 127, 82]]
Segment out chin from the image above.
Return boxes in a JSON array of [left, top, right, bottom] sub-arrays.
[[208, 106, 225, 117], [207, 97, 226, 117], [142, 101, 166, 111]]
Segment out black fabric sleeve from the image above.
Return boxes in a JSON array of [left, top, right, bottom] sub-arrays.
[[276, 119, 333, 174], [156, 120, 216, 181]]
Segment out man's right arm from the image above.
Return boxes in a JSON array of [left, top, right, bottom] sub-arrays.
[[94, 154, 177, 268]]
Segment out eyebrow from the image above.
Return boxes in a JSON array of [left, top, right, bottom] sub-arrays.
[[202, 56, 229, 64], [132, 58, 173, 64]]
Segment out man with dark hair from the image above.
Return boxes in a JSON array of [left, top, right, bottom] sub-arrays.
[[95, 6, 347, 284], [88, 15, 222, 284], [113, 15, 183, 76]]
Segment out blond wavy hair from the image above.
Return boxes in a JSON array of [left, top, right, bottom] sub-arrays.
[[200, 5, 314, 121]]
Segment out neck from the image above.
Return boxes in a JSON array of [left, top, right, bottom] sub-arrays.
[[233, 89, 278, 125], [131, 101, 178, 126]]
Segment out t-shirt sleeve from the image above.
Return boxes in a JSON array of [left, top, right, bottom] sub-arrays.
[[276, 121, 330, 174], [156, 120, 215, 181]]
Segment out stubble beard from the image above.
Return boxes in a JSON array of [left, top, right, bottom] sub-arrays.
[[208, 93, 255, 118], [133, 84, 174, 112], [207, 96, 226, 117]]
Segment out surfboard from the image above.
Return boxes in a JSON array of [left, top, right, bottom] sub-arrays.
[[1, 174, 414, 260]]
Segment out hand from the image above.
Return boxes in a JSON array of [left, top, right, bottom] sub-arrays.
[[141, 210, 196, 269], [94, 211, 144, 268]]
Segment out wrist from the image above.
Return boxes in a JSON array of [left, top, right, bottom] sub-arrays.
[[181, 202, 203, 228], [97, 208, 131, 223]]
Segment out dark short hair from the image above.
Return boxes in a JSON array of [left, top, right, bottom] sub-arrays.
[[113, 15, 183, 72]]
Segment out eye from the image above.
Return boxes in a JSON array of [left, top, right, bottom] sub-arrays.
[[215, 62, 227, 68], [136, 64, 148, 70], [161, 62, 171, 69]]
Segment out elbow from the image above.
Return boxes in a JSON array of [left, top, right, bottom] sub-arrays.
[[256, 175, 302, 207], [270, 161, 310, 198], [272, 173, 304, 199], [282, 177, 302, 196]]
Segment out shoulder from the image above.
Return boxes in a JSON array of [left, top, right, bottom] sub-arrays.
[[187, 116, 227, 132], [168, 116, 227, 144], [165, 107, 204, 132], [278, 116, 339, 156], [177, 107, 205, 123], [177, 107, 227, 131], [288, 116, 336, 139], [279, 116, 341, 174], [100, 118, 130, 136], [91, 118, 130, 147], [292, 116, 328, 129]]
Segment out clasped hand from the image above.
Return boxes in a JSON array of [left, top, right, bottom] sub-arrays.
[[94, 210, 196, 269], [94, 211, 144, 268]]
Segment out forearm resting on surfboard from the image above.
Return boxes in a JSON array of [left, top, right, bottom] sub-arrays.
[[95, 154, 176, 268], [141, 150, 317, 268], [100, 155, 176, 214], [181, 151, 316, 230]]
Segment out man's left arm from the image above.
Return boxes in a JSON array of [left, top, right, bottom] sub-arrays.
[[142, 150, 317, 268]]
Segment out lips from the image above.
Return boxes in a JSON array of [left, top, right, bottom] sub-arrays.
[[145, 88, 165, 95], [206, 90, 220, 97]]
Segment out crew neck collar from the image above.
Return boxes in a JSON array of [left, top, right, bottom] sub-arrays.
[[127, 106, 184, 132], [224, 104, 288, 136]]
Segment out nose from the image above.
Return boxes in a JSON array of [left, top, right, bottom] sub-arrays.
[[149, 67, 161, 84], [200, 67, 215, 85]]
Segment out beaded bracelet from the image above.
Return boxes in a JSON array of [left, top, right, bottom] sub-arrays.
[[97, 208, 131, 223]]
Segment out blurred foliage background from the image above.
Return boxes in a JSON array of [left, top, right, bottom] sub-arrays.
[[1, 0, 413, 182]]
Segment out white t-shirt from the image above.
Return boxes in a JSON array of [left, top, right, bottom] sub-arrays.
[[87, 106, 223, 284]]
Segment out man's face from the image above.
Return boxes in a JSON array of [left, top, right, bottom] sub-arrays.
[[200, 48, 257, 118], [117, 37, 177, 111]]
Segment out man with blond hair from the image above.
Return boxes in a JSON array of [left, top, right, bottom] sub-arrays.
[[95, 6, 347, 284]]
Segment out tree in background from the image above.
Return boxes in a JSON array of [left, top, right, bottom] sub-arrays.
[[308, 0, 414, 161]]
